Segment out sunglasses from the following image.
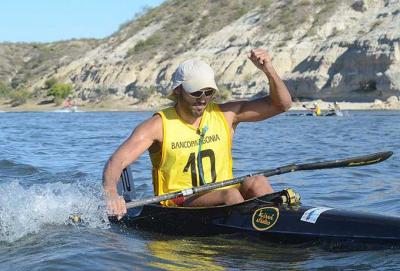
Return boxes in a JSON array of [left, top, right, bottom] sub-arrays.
[[187, 89, 215, 98]]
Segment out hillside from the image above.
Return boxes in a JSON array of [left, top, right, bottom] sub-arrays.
[[0, 0, 399, 110]]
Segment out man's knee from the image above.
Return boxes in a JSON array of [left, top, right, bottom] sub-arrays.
[[241, 175, 273, 198], [223, 188, 244, 205]]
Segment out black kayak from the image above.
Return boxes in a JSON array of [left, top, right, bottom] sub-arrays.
[[109, 152, 397, 250], [286, 111, 343, 117], [111, 188, 400, 249]]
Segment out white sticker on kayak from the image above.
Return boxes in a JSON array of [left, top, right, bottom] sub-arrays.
[[300, 207, 333, 224]]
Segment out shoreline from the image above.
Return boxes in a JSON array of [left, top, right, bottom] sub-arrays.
[[1, 98, 400, 112]]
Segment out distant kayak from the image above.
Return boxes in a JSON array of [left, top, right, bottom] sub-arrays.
[[324, 110, 343, 117], [287, 110, 344, 117]]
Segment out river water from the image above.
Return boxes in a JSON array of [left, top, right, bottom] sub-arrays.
[[0, 110, 399, 270]]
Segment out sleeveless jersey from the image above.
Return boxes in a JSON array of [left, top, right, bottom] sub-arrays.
[[150, 102, 233, 206], [316, 106, 321, 116]]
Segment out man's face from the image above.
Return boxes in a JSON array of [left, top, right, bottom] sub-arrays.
[[177, 86, 215, 117]]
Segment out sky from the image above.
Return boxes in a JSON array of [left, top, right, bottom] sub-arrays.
[[0, 0, 165, 43]]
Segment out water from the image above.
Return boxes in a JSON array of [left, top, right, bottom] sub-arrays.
[[0, 110, 399, 270]]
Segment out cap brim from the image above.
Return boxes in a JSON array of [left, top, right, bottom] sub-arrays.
[[182, 78, 218, 93]]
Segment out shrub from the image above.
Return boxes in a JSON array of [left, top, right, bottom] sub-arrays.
[[47, 83, 73, 101], [44, 77, 57, 89], [0, 82, 11, 98], [11, 77, 25, 89], [9, 89, 30, 107], [126, 33, 162, 58]]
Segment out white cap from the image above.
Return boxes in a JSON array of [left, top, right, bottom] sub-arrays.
[[168, 59, 218, 101]]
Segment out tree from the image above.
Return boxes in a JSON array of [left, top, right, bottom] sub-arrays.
[[47, 83, 73, 104]]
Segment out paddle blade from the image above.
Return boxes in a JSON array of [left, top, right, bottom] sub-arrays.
[[297, 151, 393, 170], [346, 151, 393, 167]]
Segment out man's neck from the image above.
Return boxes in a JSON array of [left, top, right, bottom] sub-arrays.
[[174, 103, 203, 128]]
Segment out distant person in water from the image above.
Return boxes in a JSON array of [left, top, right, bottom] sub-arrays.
[[102, 48, 292, 219], [333, 101, 341, 112], [312, 102, 322, 116], [327, 101, 342, 116], [303, 102, 321, 116], [64, 98, 73, 108]]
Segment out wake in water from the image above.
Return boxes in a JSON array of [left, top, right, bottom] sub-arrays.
[[0, 180, 109, 242]]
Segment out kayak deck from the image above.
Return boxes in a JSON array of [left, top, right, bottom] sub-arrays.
[[111, 189, 400, 249]]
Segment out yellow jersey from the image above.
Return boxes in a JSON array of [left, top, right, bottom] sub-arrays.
[[315, 106, 321, 116], [150, 102, 233, 206]]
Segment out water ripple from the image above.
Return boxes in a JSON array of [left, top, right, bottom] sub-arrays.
[[1, 111, 400, 270]]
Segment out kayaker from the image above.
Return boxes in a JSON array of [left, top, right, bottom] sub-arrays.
[[312, 102, 321, 116], [103, 48, 292, 219], [64, 97, 73, 109], [303, 102, 321, 116], [332, 101, 341, 112]]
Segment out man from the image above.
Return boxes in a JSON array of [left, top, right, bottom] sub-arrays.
[[333, 101, 341, 112], [103, 48, 292, 219], [327, 101, 342, 116], [303, 102, 321, 116], [312, 102, 321, 116]]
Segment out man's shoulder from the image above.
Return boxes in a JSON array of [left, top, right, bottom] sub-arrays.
[[133, 113, 163, 142], [140, 113, 163, 130], [155, 105, 178, 118]]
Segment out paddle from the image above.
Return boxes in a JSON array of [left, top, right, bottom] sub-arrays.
[[125, 151, 393, 209]]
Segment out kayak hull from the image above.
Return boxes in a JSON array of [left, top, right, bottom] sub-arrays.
[[112, 191, 400, 248]]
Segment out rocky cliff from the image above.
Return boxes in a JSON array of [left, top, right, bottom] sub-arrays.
[[1, 0, 399, 104]]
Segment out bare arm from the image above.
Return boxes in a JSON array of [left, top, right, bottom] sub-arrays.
[[221, 48, 292, 125], [102, 114, 162, 218]]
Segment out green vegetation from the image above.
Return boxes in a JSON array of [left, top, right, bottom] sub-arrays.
[[0, 82, 11, 98], [0, 0, 357, 105], [126, 33, 162, 58], [47, 83, 73, 104], [0, 39, 100, 91], [9, 89, 30, 107], [121, 0, 270, 61], [44, 77, 57, 89], [0, 81, 30, 106], [261, 0, 337, 39]]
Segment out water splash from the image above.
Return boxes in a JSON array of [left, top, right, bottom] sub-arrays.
[[0, 180, 110, 242]]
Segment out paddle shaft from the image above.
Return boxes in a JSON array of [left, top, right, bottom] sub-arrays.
[[126, 151, 393, 209]]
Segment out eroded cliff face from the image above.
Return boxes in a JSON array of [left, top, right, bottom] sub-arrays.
[[283, 0, 400, 102], [2, 0, 400, 103]]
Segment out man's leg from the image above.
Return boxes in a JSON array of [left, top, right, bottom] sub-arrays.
[[239, 176, 273, 199], [183, 187, 244, 207]]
